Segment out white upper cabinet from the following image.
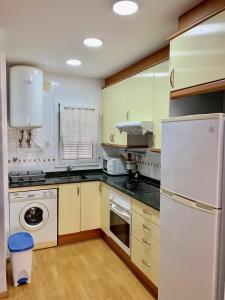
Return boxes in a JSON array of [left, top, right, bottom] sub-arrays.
[[102, 61, 170, 148], [123, 68, 155, 122], [153, 61, 170, 149], [170, 10, 225, 91]]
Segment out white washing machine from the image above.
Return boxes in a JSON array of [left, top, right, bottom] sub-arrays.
[[9, 189, 57, 249]]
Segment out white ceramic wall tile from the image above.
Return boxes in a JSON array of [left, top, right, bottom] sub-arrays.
[[138, 151, 161, 181], [103, 146, 161, 181]]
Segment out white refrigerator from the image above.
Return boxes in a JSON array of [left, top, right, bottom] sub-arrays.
[[159, 113, 225, 300]]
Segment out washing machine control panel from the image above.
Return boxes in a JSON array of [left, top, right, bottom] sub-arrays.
[[10, 189, 57, 202]]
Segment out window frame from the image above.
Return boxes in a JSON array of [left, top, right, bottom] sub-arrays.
[[54, 100, 100, 168]]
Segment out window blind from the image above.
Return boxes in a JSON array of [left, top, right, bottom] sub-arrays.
[[60, 103, 97, 160]]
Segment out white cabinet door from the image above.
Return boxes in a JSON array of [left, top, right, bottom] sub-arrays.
[[58, 184, 81, 235], [170, 10, 225, 91], [100, 183, 110, 235], [161, 114, 224, 208], [81, 182, 101, 231], [124, 67, 155, 122], [102, 83, 127, 146], [159, 192, 220, 300], [153, 61, 170, 149]]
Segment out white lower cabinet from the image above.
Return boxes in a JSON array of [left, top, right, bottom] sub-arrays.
[[100, 183, 110, 235], [132, 210, 160, 257], [131, 237, 159, 286], [58, 181, 101, 235], [131, 198, 160, 287], [58, 183, 81, 235], [80, 181, 101, 231], [58, 181, 160, 287]]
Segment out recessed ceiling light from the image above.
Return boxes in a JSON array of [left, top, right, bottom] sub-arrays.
[[66, 59, 82, 66], [83, 38, 103, 48], [113, 0, 139, 16]]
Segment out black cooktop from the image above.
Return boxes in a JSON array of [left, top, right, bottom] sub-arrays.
[[114, 179, 160, 194]]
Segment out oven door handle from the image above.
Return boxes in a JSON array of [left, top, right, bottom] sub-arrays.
[[110, 203, 131, 223]]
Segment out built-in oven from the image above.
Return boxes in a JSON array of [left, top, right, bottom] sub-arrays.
[[109, 192, 131, 255]]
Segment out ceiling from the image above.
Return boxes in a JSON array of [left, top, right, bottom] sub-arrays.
[[0, 0, 202, 79]]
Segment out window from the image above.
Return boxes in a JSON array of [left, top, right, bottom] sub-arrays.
[[56, 102, 99, 167]]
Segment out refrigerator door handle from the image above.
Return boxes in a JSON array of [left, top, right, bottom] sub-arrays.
[[161, 189, 217, 214], [192, 202, 215, 213]]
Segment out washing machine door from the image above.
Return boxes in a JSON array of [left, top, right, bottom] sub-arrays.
[[20, 202, 49, 231]]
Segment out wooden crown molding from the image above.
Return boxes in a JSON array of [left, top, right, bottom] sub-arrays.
[[103, 45, 169, 88], [179, 0, 225, 31], [168, 0, 225, 40], [171, 78, 225, 100]]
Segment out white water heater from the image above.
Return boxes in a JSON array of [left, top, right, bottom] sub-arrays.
[[10, 66, 43, 128]]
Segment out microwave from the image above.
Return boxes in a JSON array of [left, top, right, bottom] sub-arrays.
[[103, 157, 128, 175]]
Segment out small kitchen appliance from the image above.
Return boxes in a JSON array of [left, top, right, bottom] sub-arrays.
[[103, 157, 128, 175]]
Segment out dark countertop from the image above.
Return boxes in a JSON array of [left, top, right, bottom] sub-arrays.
[[9, 170, 160, 211]]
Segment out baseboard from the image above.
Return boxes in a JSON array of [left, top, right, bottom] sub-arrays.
[[101, 230, 158, 300], [34, 240, 57, 250], [58, 229, 102, 246], [0, 291, 8, 299]]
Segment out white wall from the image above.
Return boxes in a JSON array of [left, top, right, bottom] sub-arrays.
[[0, 53, 8, 294], [8, 72, 103, 172], [6, 71, 103, 259]]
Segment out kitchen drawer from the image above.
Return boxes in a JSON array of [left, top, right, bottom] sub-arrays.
[[132, 211, 159, 257], [132, 198, 160, 226], [131, 237, 159, 286]]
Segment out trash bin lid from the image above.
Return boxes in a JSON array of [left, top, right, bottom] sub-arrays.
[[8, 232, 34, 252]]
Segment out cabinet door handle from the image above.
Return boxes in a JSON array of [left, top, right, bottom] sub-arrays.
[[143, 209, 152, 216], [142, 237, 151, 245], [126, 110, 130, 121], [99, 184, 102, 192], [111, 133, 115, 144], [77, 186, 80, 196], [170, 68, 175, 88], [110, 134, 112, 143], [142, 259, 151, 268], [143, 224, 151, 231]]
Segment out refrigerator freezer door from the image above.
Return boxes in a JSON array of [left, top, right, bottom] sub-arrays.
[[159, 191, 221, 300], [161, 116, 224, 208]]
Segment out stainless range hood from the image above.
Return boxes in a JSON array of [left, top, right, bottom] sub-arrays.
[[116, 121, 153, 135]]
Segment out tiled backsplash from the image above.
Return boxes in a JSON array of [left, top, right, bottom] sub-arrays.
[[103, 146, 161, 181], [8, 95, 56, 172], [137, 151, 160, 181], [8, 125, 55, 172], [9, 125, 161, 179]]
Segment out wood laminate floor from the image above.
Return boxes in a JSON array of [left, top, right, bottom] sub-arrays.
[[7, 239, 155, 300]]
